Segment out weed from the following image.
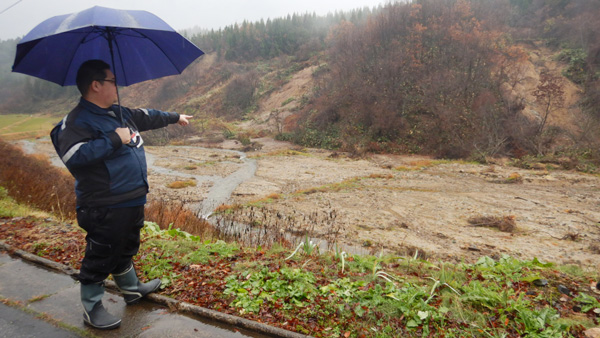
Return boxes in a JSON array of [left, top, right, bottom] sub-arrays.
[[505, 172, 523, 183], [285, 236, 318, 260], [166, 179, 197, 189], [28, 294, 51, 303], [183, 240, 239, 264], [139, 251, 177, 288], [224, 267, 317, 313], [281, 97, 296, 107], [144, 201, 216, 239], [0, 187, 49, 218]]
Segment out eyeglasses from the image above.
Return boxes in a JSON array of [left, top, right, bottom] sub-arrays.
[[95, 78, 116, 84]]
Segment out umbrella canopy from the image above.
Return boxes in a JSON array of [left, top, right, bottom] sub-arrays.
[[12, 6, 204, 87]]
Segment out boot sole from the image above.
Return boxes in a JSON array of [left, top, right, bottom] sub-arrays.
[[83, 318, 121, 330]]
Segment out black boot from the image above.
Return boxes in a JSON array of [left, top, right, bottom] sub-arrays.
[[113, 264, 161, 304], [81, 283, 121, 330]]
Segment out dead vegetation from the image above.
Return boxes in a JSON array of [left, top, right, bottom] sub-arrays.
[[214, 205, 342, 249], [167, 179, 197, 189], [467, 215, 517, 233], [0, 138, 76, 220], [144, 200, 216, 239]]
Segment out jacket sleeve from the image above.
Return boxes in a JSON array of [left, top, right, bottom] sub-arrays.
[[127, 107, 180, 132], [51, 120, 122, 170]]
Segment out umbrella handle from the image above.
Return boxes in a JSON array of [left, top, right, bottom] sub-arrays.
[[107, 29, 125, 126]]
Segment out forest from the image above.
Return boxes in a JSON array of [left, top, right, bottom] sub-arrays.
[[0, 0, 599, 162]]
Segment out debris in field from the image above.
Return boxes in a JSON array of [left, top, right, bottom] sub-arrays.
[[506, 172, 523, 183], [468, 215, 516, 233]]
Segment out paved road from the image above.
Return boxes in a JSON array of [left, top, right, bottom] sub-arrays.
[[0, 302, 79, 338]]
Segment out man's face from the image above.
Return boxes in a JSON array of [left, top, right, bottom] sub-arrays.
[[96, 69, 118, 108]]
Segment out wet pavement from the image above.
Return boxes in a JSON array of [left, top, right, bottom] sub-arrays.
[[0, 252, 271, 338]]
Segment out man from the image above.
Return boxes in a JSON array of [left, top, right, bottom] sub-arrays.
[[50, 59, 192, 329]]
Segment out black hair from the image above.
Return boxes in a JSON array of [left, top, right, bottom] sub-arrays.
[[76, 60, 111, 96]]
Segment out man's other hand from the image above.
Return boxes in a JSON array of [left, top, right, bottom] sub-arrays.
[[178, 114, 193, 126], [115, 127, 131, 144]]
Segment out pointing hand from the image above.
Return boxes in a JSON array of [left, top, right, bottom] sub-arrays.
[[178, 114, 193, 126]]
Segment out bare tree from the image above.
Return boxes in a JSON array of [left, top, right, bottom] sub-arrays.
[[532, 71, 565, 154]]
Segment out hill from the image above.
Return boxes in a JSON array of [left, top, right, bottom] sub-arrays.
[[1, 0, 599, 164]]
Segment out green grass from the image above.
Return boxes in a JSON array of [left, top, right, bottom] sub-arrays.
[[0, 114, 57, 136], [0, 114, 26, 127], [0, 187, 49, 218]]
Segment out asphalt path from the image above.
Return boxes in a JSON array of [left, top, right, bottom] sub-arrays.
[[0, 302, 80, 338]]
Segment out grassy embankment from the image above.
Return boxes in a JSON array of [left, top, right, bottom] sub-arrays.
[[0, 114, 58, 140]]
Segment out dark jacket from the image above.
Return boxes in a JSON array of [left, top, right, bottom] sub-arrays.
[[50, 98, 179, 207]]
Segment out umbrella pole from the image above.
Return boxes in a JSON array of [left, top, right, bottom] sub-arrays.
[[107, 31, 125, 127]]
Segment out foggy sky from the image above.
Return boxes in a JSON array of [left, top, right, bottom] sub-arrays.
[[0, 0, 386, 41]]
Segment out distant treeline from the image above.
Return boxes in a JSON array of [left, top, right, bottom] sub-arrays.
[[191, 9, 373, 62]]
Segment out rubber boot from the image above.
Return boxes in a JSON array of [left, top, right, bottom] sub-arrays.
[[81, 283, 121, 330], [113, 264, 161, 304]]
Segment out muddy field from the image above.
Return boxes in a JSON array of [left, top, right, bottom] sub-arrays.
[[139, 137, 600, 270], [20, 137, 600, 269]]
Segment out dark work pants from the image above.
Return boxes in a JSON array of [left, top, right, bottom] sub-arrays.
[[76, 205, 145, 285]]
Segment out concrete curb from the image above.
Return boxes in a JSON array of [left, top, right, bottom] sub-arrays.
[[0, 241, 313, 338]]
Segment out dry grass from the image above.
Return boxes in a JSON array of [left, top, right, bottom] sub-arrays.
[[145, 200, 217, 239], [265, 193, 281, 200], [167, 180, 197, 189], [408, 159, 434, 167], [368, 173, 394, 179], [468, 215, 517, 232], [214, 205, 341, 249], [506, 172, 523, 183]]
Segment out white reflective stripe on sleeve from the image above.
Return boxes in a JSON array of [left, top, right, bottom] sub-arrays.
[[61, 142, 86, 164], [140, 108, 149, 115], [60, 115, 68, 130]]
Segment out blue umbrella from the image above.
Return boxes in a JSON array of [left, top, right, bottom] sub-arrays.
[[12, 6, 204, 125], [12, 6, 204, 86]]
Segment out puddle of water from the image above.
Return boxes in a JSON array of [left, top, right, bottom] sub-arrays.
[[146, 146, 257, 218]]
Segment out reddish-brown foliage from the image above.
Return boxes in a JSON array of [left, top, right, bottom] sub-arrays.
[[0, 138, 76, 219], [144, 200, 217, 239]]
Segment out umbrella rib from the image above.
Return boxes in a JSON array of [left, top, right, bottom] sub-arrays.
[[60, 31, 95, 86], [60, 27, 107, 86], [130, 28, 183, 73], [110, 34, 129, 85]]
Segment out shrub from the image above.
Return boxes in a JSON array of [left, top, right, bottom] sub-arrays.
[[0, 138, 76, 219], [224, 72, 259, 118]]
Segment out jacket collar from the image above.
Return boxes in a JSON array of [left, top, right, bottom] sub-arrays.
[[79, 97, 117, 118]]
